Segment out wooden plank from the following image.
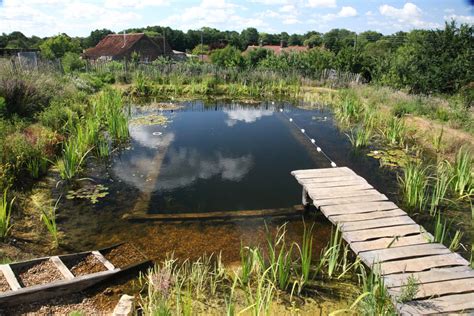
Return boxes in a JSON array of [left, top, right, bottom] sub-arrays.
[[299, 180, 368, 189], [384, 266, 474, 288], [0, 265, 21, 291], [315, 193, 388, 206], [50, 257, 75, 280], [329, 209, 407, 224], [350, 233, 433, 254], [92, 251, 115, 271], [397, 292, 474, 315], [308, 188, 378, 200], [298, 175, 364, 184], [390, 278, 474, 300], [358, 243, 450, 265], [340, 216, 415, 232], [306, 184, 373, 195], [292, 167, 355, 177], [321, 201, 399, 216], [343, 224, 422, 243], [380, 253, 469, 275]]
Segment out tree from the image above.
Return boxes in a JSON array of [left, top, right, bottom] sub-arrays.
[[288, 34, 302, 45], [192, 44, 209, 55], [39, 34, 81, 59], [304, 34, 323, 48], [210, 46, 245, 68], [246, 47, 274, 66], [61, 52, 85, 73], [84, 29, 113, 48], [323, 29, 356, 54], [240, 28, 259, 48]]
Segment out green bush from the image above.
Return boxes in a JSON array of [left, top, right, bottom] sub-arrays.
[[0, 97, 5, 117], [392, 100, 418, 117], [61, 52, 85, 73]]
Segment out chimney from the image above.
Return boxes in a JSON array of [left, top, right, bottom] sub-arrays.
[[122, 31, 126, 48], [280, 40, 287, 48]]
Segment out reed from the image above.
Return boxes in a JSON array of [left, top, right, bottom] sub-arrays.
[[382, 116, 407, 147], [40, 197, 60, 247], [243, 266, 275, 316], [239, 244, 254, 286], [265, 224, 292, 291], [346, 126, 373, 148], [433, 211, 447, 244], [57, 137, 92, 180], [0, 188, 14, 240], [334, 92, 363, 125], [357, 264, 394, 315], [429, 161, 452, 215], [448, 230, 463, 251], [449, 146, 473, 197], [398, 161, 429, 210]]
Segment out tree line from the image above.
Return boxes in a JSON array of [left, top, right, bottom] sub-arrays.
[[1, 21, 472, 96]]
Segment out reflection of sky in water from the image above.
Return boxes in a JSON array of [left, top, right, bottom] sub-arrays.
[[224, 108, 274, 127]]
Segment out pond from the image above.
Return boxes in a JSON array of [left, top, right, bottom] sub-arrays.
[[57, 99, 400, 262]]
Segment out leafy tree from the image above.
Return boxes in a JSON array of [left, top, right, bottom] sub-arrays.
[[245, 47, 274, 66], [288, 34, 302, 45], [323, 29, 356, 54], [240, 28, 259, 48], [304, 34, 323, 48], [210, 46, 245, 68], [84, 29, 113, 48], [39, 34, 81, 59], [192, 44, 209, 55], [61, 52, 85, 73]]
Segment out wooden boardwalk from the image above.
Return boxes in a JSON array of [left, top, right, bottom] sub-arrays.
[[291, 167, 474, 315]]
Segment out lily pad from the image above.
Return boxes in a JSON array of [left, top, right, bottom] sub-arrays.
[[66, 184, 109, 204], [129, 114, 170, 126], [367, 149, 420, 168]]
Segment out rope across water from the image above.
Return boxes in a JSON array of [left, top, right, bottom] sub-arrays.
[[279, 108, 337, 168]]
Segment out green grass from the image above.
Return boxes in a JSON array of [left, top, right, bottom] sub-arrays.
[[0, 187, 14, 240], [433, 211, 447, 244], [449, 146, 473, 197], [346, 126, 373, 148], [398, 161, 429, 210], [40, 197, 60, 247], [382, 116, 407, 147], [429, 161, 452, 215]]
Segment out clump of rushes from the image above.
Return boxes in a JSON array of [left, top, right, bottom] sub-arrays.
[[93, 88, 129, 143], [398, 161, 429, 210], [433, 211, 447, 244], [40, 197, 60, 248], [346, 125, 373, 148], [294, 222, 314, 292], [335, 91, 363, 125], [429, 161, 452, 215], [357, 264, 394, 315], [0, 188, 14, 241], [449, 146, 473, 197], [265, 224, 293, 291], [448, 230, 463, 251], [382, 116, 407, 147], [57, 137, 92, 180]]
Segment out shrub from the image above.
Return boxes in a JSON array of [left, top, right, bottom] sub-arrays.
[[61, 52, 85, 73], [0, 78, 49, 117], [392, 100, 417, 117], [0, 97, 5, 116]]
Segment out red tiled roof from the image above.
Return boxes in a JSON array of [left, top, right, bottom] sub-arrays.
[[84, 33, 150, 58], [245, 45, 309, 55]]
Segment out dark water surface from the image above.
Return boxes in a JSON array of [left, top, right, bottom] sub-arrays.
[[58, 100, 401, 262]]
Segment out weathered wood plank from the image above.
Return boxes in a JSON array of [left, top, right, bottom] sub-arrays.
[[308, 188, 378, 200], [384, 266, 474, 288], [380, 253, 469, 275], [50, 256, 75, 280], [358, 243, 450, 265], [306, 184, 373, 195], [390, 278, 474, 300], [299, 180, 368, 189], [343, 224, 422, 243], [298, 175, 364, 184], [292, 167, 355, 178], [397, 292, 474, 315], [315, 193, 388, 206], [350, 233, 433, 254], [0, 265, 21, 291], [329, 209, 407, 224], [321, 201, 399, 216], [92, 251, 115, 271], [340, 216, 415, 232]]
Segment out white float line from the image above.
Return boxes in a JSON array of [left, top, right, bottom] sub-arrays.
[[279, 109, 337, 168]]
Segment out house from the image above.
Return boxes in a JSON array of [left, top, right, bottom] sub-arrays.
[[83, 33, 172, 62], [245, 41, 308, 55]]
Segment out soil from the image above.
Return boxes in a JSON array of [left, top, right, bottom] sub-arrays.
[[0, 271, 11, 292], [102, 243, 146, 268], [69, 254, 107, 276], [17, 260, 63, 287]]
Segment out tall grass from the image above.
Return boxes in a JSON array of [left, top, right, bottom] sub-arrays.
[[429, 161, 452, 215], [398, 161, 429, 210], [449, 146, 473, 197], [0, 188, 14, 240], [265, 224, 293, 291], [57, 137, 92, 180], [382, 116, 407, 147], [433, 211, 447, 244], [40, 197, 60, 247], [346, 126, 373, 148], [335, 91, 363, 125]]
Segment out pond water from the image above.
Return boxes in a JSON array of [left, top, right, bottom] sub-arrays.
[[57, 100, 401, 262]]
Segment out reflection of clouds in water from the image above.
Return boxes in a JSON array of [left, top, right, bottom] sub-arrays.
[[224, 108, 273, 127], [129, 126, 174, 149], [112, 147, 253, 192]]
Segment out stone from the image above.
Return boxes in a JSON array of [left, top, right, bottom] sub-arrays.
[[113, 294, 135, 316]]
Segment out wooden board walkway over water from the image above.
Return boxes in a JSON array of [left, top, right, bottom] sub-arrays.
[[291, 167, 474, 315]]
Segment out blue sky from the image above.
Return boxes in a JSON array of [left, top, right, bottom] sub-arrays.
[[0, 0, 473, 37]]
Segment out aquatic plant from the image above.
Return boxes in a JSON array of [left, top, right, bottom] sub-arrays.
[[66, 183, 109, 204], [346, 125, 373, 148], [40, 197, 60, 247], [242, 266, 275, 316], [448, 230, 463, 251], [382, 116, 407, 147], [398, 161, 429, 210], [239, 244, 254, 286], [357, 264, 394, 315], [57, 138, 92, 180], [293, 222, 314, 292], [429, 161, 453, 215], [265, 224, 293, 291], [449, 146, 473, 197], [0, 188, 14, 240], [433, 211, 447, 244], [334, 91, 363, 125]]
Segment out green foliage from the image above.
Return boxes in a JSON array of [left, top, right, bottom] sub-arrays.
[[40, 197, 60, 248], [398, 161, 429, 210], [210, 46, 245, 68], [39, 34, 81, 59], [61, 52, 86, 73], [0, 187, 14, 241], [449, 146, 473, 197], [191, 44, 209, 56], [0, 97, 5, 116]]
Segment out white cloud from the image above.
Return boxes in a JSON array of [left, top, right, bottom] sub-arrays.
[[104, 0, 168, 9], [280, 4, 296, 13], [307, 0, 336, 8], [320, 6, 357, 21], [366, 11, 373, 16], [444, 14, 474, 24], [224, 108, 273, 127], [379, 3, 440, 29]]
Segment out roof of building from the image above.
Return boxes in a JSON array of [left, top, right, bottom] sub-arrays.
[[245, 45, 309, 55], [84, 33, 157, 58]]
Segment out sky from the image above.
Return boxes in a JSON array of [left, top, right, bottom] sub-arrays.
[[0, 0, 473, 37]]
